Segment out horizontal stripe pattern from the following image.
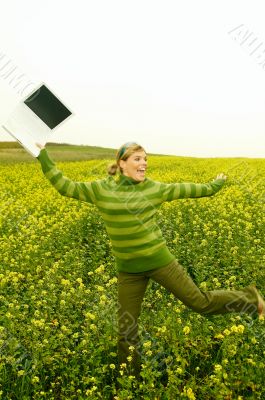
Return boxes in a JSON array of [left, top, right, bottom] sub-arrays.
[[159, 180, 225, 201], [37, 148, 225, 272]]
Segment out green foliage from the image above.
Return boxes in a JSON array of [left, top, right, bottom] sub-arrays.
[[0, 155, 264, 399]]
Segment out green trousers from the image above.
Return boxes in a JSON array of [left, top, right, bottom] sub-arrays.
[[117, 258, 259, 379]]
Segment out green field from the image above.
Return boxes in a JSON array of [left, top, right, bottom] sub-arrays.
[[0, 142, 166, 164], [0, 142, 117, 164], [0, 142, 264, 399]]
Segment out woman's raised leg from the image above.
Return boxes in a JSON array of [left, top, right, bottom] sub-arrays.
[[146, 259, 260, 317]]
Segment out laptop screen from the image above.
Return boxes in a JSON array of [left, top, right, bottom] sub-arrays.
[[24, 84, 72, 129]]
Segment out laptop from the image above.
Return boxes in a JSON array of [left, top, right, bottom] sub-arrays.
[[2, 82, 73, 157]]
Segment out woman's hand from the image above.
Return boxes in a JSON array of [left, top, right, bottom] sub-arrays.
[[36, 142, 45, 150], [216, 173, 227, 180]]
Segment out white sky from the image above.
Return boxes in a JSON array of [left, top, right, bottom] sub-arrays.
[[0, 0, 265, 158]]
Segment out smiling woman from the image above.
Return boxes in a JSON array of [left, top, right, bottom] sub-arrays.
[[35, 140, 265, 383], [107, 142, 147, 181]]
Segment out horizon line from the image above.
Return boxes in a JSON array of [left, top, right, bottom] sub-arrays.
[[0, 140, 264, 159]]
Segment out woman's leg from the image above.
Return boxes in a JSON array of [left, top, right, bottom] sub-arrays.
[[117, 271, 149, 378], [146, 259, 260, 316]]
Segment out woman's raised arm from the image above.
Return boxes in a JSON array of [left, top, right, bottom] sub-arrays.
[[159, 173, 227, 203], [35, 143, 97, 204]]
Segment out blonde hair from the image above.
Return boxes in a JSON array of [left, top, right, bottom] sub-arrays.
[[107, 142, 146, 176]]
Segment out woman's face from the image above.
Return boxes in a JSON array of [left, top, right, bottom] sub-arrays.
[[119, 150, 148, 182]]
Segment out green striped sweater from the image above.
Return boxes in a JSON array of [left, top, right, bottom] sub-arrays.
[[37, 148, 225, 273]]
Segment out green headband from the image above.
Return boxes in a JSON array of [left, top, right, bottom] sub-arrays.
[[117, 142, 139, 160]]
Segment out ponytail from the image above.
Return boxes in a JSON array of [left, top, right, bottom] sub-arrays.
[[107, 162, 120, 176]]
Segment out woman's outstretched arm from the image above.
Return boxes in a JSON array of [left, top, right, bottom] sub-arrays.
[[35, 143, 97, 204], [159, 173, 227, 202]]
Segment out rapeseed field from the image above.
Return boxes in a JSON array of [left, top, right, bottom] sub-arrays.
[[0, 154, 264, 399]]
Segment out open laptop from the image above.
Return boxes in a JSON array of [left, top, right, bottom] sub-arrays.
[[2, 83, 73, 157]]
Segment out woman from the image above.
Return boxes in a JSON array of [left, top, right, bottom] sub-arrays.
[[36, 141, 265, 380]]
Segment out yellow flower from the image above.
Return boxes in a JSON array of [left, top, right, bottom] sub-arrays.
[[183, 386, 196, 400], [230, 324, 243, 333], [95, 285, 104, 292], [61, 325, 68, 332], [61, 278, 70, 286], [183, 326, 191, 335], [214, 364, 222, 372], [106, 277, 118, 287], [246, 358, 256, 366], [31, 376, 40, 384], [31, 319, 45, 328], [90, 324, 97, 331], [237, 324, 245, 333], [176, 367, 183, 374], [17, 370, 25, 376], [214, 333, 224, 340], [109, 364, 115, 369], [84, 312, 96, 320], [143, 340, 151, 348], [95, 265, 105, 274], [199, 281, 207, 290]]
